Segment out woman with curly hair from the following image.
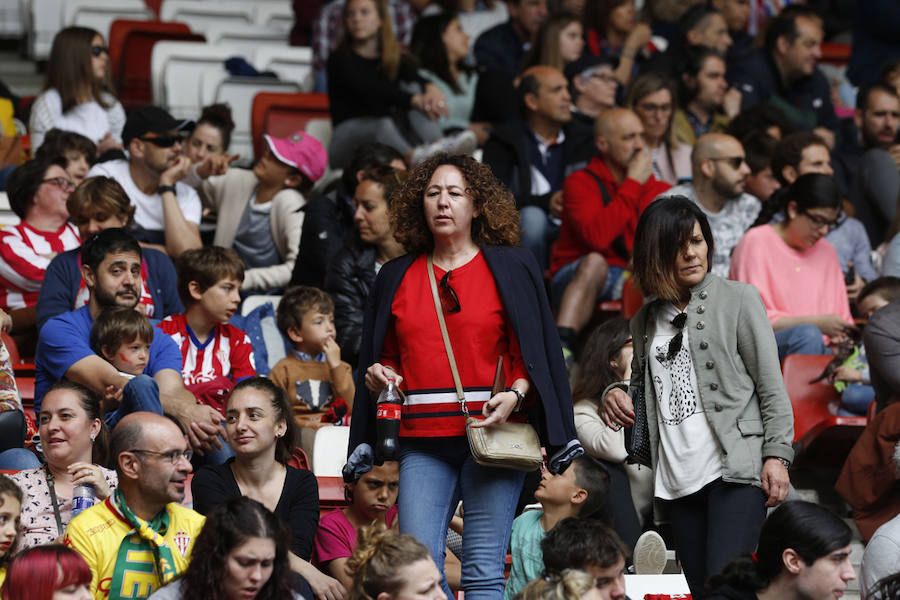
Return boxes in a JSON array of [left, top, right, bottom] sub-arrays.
[[347, 524, 444, 600], [350, 153, 583, 600], [147, 497, 300, 600]]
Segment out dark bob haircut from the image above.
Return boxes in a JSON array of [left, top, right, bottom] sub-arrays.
[[633, 196, 714, 301]]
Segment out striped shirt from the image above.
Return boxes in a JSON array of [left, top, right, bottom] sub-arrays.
[[0, 222, 80, 310], [157, 314, 256, 402]]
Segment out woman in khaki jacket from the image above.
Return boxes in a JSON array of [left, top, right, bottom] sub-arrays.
[[602, 196, 794, 598]]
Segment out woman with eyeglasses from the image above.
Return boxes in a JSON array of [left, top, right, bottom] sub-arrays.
[[352, 153, 582, 600], [730, 173, 855, 362], [601, 195, 793, 598], [324, 166, 406, 368], [191, 378, 333, 600], [29, 26, 124, 155], [0, 157, 81, 354], [8, 381, 115, 550], [626, 73, 692, 185]]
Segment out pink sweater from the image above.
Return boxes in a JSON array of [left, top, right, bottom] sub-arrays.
[[729, 225, 852, 340]]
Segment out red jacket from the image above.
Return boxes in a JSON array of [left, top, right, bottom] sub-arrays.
[[550, 155, 671, 275]]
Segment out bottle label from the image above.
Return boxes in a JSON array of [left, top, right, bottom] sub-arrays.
[[376, 403, 401, 420], [72, 495, 95, 515]]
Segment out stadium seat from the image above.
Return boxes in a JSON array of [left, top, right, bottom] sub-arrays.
[[317, 476, 347, 514], [254, 46, 315, 91], [109, 19, 191, 80], [240, 295, 282, 316], [63, 0, 151, 41], [203, 24, 288, 55], [27, 0, 64, 61], [251, 92, 330, 159], [311, 426, 351, 477], [151, 41, 241, 118], [199, 74, 301, 159], [820, 42, 851, 66], [781, 353, 867, 462], [159, 0, 254, 36], [0, 0, 25, 39], [254, 0, 294, 35], [117, 29, 206, 112], [621, 276, 643, 319]]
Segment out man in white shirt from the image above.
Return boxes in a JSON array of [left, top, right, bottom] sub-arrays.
[[88, 106, 202, 258]]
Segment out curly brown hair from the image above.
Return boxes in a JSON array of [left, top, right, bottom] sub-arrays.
[[390, 153, 521, 254]]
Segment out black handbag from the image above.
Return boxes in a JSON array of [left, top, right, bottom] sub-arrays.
[[625, 355, 652, 468]]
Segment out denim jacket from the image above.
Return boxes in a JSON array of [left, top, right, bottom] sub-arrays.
[[629, 273, 794, 487]]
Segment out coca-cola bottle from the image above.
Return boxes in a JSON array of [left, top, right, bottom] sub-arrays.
[[375, 378, 401, 464]]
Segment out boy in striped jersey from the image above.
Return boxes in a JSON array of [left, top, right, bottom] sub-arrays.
[[157, 247, 256, 421]]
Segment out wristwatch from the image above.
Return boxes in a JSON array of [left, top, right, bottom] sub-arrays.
[[767, 457, 790, 469], [506, 387, 525, 412], [157, 185, 176, 195]]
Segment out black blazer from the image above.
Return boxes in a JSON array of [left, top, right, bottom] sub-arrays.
[[348, 246, 583, 472]]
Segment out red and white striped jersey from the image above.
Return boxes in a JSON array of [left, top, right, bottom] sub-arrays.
[[0, 222, 80, 310], [157, 313, 256, 385]]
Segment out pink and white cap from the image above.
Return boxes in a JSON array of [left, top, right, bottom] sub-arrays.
[[263, 131, 327, 183]]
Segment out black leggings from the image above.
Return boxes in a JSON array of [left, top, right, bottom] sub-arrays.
[[663, 479, 766, 599]]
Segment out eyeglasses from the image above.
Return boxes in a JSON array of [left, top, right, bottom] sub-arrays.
[[139, 133, 184, 148], [588, 71, 617, 84], [439, 270, 461, 314], [636, 102, 672, 115], [91, 45, 109, 57], [712, 156, 746, 169], [801, 209, 839, 230], [129, 449, 193, 464], [42, 177, 75, 193], [666, 312, 687, 360]]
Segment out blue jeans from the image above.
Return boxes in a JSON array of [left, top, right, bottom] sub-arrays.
[[839, 383, 875, 416], [774, 324, 827, 362], [520, 206, 559, 270], [0, 448, 41, 470], [398, 437, 526, 600], [105, 375, 164, 428]]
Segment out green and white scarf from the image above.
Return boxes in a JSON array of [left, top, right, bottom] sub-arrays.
[[108, 489, 178, 600]]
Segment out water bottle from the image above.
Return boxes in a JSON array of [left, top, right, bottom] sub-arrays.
[[72, 484, 96, 517], [375, 378, 401, 464]]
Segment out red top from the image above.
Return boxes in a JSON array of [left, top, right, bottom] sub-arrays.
[[551, 155, 670, 274], [380, 252, 528, 438]]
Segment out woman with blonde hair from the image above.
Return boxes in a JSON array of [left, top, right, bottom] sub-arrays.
[[626, 73, 692, 185], [516, 569, 622, 600], [351, 153, 582, 600], [347, 525, 445, 600], [29, 26, 124, 154]]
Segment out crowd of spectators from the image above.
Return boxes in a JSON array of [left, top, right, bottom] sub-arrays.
[[0, 1, 900, 599]]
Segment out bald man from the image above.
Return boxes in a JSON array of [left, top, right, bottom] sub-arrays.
[[550, 108, 671, 361], [65, 412, 205, 599], [483, 65, 595, 269], [655, 133, 759, 277]]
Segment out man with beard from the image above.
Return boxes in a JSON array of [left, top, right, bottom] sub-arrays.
[[35, 229, 224, 456], [655, 133, 757, 277], [65, 412, 204, 599], [87, 106, 202, 258]]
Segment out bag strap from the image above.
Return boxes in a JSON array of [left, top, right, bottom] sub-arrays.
[[426, 255, 470, 418]]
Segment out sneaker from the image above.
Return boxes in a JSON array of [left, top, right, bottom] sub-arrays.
[[633, 530, 667, 575], [410, 130, 478, 165]]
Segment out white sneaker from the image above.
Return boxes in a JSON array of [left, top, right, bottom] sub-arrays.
[[410, 130, 478, 165], [633, 530, 668, 575]]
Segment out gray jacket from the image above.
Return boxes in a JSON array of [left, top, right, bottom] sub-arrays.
[[629, 273, 794, 487]]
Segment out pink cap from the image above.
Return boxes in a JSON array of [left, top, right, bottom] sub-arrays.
[[264, 131, 327, 183]]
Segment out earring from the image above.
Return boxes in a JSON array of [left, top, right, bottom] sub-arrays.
[[90, 433, 96, 442]]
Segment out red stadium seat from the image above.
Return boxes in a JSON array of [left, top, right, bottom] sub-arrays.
[[317, 476, 347, 515], [621, 276, 643, 320], [820, 42, 851, 66], [781, 354, 866, 463], [251, 92, 330, 160], [110, 20, 205, 111]]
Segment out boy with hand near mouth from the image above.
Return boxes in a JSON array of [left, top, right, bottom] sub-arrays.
[[269, 286, 355, 456], [156, 246, 256, 420]]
